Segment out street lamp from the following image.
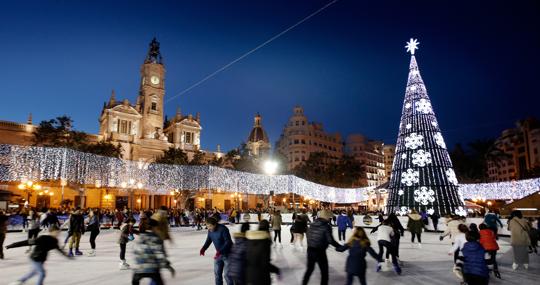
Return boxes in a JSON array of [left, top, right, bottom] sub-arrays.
[[262, 159, 279, 209], [18, 179, 42, 205]]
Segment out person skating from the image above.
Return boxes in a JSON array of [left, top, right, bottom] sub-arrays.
[[479, 223, 501, 279], [385, 213, 404, 263], [447, 224, 469, 280], [245, 220, 281, 285], [87, 209, 100, 256], [271, 210, 282, 246], [119, 218, 136, 270], [507, 210, 531, 270], [200, 217, 233, 285], [483, 210, 503, 239], [292, 214, 308, 251], [132, 219, 175, 285], [0, 210, 8, 259], [431, 212, 440, 231], [228, 223, 250, 285], [337, 211, 353, 242], [407, 209, 424, 248], [459, 231, 490, 285], [336, 227, 383, 285], [375, 220, 401, 274], [26, 210, 40, 253], [6, 225, 72, 285], [152, 206, 172, 242], [68, 207, 85, 257], [302, 209, 342, 285]]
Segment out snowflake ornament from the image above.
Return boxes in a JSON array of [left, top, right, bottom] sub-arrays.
[[410, 85, 417, 91], [401, 169, 419, 186], [446, 169, 458, 185], [406, 123, 412, 129], [431, 121, 438, 127], [397, 206, 410, 216], [414, 186, 435, 205], [398, 189, 404, 196], [412, 150, 432, 167], [405, 38, 420, 55], [401, 153, 407, 160], [415, 99, 433, 114], [455, 207, 466, 217], [405, 102, 412, 109], [405, 133, 424, 149], [427, 208, 435, 215], [434, 132, 447, 149]]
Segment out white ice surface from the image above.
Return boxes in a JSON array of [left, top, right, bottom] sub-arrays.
[[2, 225, 539, 285]]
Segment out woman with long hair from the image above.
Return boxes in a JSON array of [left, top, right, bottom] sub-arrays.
[[337, 227, 382, 285]]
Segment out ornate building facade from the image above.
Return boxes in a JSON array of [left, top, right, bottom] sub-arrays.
[[99, 38, 202, 162], [345, 134, 386, 187], [276, 106, 343, 170], [246, 113, 271, 157]]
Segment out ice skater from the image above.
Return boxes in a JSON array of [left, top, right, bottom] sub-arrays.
[[337, 211, 353, 242], [6, 225, 72, 285], [199, 217, 233, 285], [336, 227, 382, 285], [119, 218, 136, 270], [87, 209, 100, 256]]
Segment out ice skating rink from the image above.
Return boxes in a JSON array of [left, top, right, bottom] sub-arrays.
[[3, 225, 539, 285]]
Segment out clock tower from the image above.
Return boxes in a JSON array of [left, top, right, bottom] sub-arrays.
[[138, 37, 166, 139]]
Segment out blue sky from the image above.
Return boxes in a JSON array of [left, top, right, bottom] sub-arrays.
[[1, 0, 539, 152]]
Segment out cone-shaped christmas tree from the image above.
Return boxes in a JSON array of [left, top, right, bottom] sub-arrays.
[[386, 39, 464, 216]]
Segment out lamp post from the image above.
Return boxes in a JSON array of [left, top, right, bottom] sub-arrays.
[[262, 159, 279, 209], [60, 178, 67, 204], [18, 179, 42, 206], [121, 179, 144, 210]]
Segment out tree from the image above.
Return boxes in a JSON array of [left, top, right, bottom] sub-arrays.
[[189, 151, 206, 165], [155, 147, 189, 165], [33, 116, 122, 158], [386, 46, 463, 215], [293, 152, 363, 187]]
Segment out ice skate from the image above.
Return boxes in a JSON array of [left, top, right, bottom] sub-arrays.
[[8, 281, 23, 285], [75, 249, 83, 256], [524, 264, 528, 270], [119, 260, 130, 270], [87, 249, 96, 257], [512, 263, 519, 270]]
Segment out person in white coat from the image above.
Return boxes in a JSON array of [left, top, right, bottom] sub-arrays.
[[376, 220, 401, 274]]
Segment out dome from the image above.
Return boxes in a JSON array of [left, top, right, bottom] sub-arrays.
[[248, 126, 269, 143]]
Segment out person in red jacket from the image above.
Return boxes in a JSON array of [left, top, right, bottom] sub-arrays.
[[479, 223, 501, 279]]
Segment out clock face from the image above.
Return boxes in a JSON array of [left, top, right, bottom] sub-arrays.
[[150, 75, 160, 85]]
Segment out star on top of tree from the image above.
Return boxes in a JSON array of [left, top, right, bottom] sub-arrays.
[[405, 38, 420, 55]]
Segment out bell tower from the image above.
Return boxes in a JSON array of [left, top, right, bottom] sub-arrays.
[[138, 37, 166, 139]]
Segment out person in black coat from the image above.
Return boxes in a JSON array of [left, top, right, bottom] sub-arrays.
[[228, 223, 250, 285], [302, 210, 341, 285], [6, 225, 72, 285], [245, 220, 280, 285], [336, 227, 382, 285], [68, 207, 85, 256], [293, 214, 308, 250]]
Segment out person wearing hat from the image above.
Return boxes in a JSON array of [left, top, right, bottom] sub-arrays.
[[302, 209, 340, 285], [7, 224, 72, 285]]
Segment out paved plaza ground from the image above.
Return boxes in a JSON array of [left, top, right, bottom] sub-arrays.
[[2, 225, 539, 285]]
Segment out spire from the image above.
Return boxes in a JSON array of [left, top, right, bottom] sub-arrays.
[[144, 37, 163, 64], [196, 112, 200, 122], [254, 113, 261, 127], [27, 113, 32, 125], [386, 38, 464, 216], [175, 107, 182, 120], [108, 90, 116, 106]]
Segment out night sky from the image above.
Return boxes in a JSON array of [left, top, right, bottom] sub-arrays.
[[1, 0, 538, 152]]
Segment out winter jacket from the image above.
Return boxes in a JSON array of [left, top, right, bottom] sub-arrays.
[[484, 213, 502, 229], [228, 233, 248, 283], [337, 214, 352, 231], [28, 216, 40, 230], [245, 230, 280, 285], [68, 213, 85, 235], [151, 210, 171, 241], [441, 219, 462, 243], [202, 223, 233, 256], [508, 217, 531, 246], [461, 241, 489, 278], [0, 213, 8, 233], [87, 215, 100, 232], [133, 231, 169, 274], [336, 240, 380, 275], [479, 229, 499, 251], [407, 214, 424, 234], [293, 218, 308, 234], [376, 225, 394, 242], [118, 223, 132, 244], [449, 233, 467, 254], [271, 214, 282, 230], [306, 218, 341, 249]]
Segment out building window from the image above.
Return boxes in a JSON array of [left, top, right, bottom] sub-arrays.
[[151, 102, 157, 111], [117, 120, 131, 135], [295, 121, 299, 126], [301, 140, 306, 144], [183, 131, 194, 144], [302, 121, 305, 125], [294, 139, 299, 144]]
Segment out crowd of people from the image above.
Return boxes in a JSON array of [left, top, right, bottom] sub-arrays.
[[0, 205, 539, 285]]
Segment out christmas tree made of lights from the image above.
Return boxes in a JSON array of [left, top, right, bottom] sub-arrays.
[[386, 39, 464, 216]]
